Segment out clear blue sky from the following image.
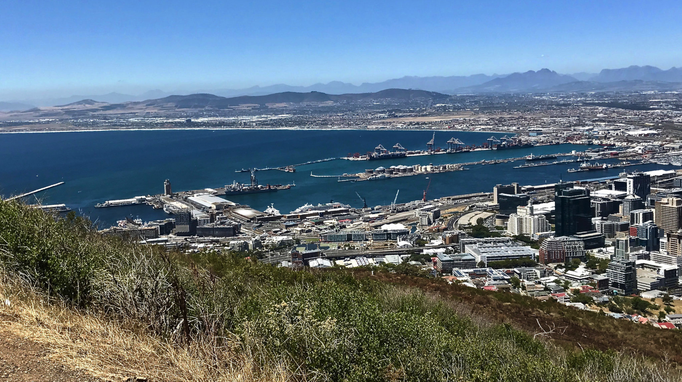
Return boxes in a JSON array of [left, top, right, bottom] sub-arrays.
[[1, 0, 681, 98]]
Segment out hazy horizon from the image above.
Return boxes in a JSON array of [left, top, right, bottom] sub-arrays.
[[2, 0, 681, 100]]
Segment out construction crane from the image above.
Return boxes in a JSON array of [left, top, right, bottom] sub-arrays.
[[422, 177, 432, 202], [355, 191, 367, 209], [391, 189, 400, 212]]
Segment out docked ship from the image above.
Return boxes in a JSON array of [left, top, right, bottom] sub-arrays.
[[525, 153, 558, 161], [567, 162, 611, 173], [221, 170, 294, 195], [488, 135, 535, 150], [367, 144, 407, 160]]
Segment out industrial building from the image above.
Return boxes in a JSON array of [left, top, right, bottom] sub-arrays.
[[464, 241, 536, 266]]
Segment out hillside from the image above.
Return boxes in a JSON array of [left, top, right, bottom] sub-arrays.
[[0, 200, 680, 381]]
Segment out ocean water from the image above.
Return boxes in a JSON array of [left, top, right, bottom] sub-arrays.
[[0, 129, 673, 227]]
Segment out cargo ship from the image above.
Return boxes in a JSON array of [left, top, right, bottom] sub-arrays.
[[525, 153, 558, 161], [368, 144, 407, 160]]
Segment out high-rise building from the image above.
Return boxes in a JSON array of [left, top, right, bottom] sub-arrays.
[[622, 195, 644, 217], [493, 183, 519, 204], [507, 213, 551, 237], [607, 259, 637, 295], [635, 221, 659, 251], [630, 209, 654, 225], [626, 172, 651, 200], [498, 193, 530, 214], [592, 199, 618, 218], [614, 237, 630, 260], [666, 230, 682, 257], [655, 197, 682, 234], [164, 179, 172, 196], [554, 184, 592, 237]]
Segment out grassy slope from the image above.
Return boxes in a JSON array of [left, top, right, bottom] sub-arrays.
[[0, 200, 680, 381]]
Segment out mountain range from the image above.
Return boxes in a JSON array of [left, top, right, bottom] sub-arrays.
[[2, 65, 682, 109]]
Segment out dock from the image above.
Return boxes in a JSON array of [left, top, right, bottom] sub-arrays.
[[6, 181, 65, 201]]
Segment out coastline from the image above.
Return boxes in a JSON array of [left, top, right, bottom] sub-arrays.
[[0, 126, 511, 135]]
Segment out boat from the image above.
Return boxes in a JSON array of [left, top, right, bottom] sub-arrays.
[[567, 162, 611, 172], [290, 202, 352, 215], [367, 144, 407, 160], [265, 203, 281, 216], [525, 153, 558, 161]]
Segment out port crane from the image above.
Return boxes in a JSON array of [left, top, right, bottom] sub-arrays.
[[426, 132, 436, 152], [355, 191, 368, 209], [422, 177, 432, 202], [391, 189, 400, 212]]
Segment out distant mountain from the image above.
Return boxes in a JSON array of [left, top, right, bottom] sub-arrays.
[[569, 72, 597, 81], [591, 65, 682, 83], [55, 99, 106, 107], [548, 80, 682, 93], [210, 74, 499, 97], [0, 102, 34, 112], [143, 89, 448, 109], [460, 69, 577, 93]]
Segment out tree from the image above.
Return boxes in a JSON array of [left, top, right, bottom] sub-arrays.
[[662, 294, 673, 306], [658, 310, 667, 321], [477, 261, 486, 268], [571, 293, 593, 305], [510, 276, 521, 289]]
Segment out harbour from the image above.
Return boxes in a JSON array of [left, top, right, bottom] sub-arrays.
[[0, 129, 677, 228]]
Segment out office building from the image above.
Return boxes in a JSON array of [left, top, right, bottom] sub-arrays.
[[498, 193, 530, 215], [635, 260, 678, 291], [630, 209, 654, 225], [626, 172, 651, 200], [614, 237, 630, 260], [539, 236, 585, 264], [592, 199, 619, 218], [554, 184, 592, 236], [655, 197, 682, 234], [607, 259, 637, 295], [622, 195, 644, 217], [493, 183, 520, 204], [635, 221, 659, 251]]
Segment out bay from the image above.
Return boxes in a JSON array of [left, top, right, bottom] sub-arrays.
[[0, 129, 672, 227]]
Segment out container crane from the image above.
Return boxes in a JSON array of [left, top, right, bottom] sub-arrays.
[[391, 189, 400, 212], [355, 191, 367, 209], [422, 177, 432, 202]]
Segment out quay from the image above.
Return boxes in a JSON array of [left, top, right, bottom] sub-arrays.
[[6, 181, 65, 201]]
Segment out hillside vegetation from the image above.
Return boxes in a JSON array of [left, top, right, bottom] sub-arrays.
[[0, 200, 679, 381]]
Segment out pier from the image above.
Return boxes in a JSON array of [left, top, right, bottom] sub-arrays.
[[6, 182, 65, 201]]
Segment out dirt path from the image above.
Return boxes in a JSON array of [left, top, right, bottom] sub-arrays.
[[0, 329, 102, 382]]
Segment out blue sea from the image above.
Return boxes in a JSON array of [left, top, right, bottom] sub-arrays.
[[0, 129, 674, 227]]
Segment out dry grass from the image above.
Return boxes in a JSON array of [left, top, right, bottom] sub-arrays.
[[0, 275, 291, 382]]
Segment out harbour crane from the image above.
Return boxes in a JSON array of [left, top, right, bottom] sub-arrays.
[[426, 132, 436, 152], [391, 189, 400, 212], [355, 191, 367, 209], [422, 177, 432, 202]]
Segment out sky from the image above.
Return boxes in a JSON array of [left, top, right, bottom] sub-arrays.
[[1, 0, 681, 99]]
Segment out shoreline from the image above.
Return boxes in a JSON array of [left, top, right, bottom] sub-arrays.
[[0, 126, 511, 135]]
